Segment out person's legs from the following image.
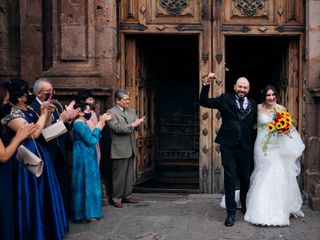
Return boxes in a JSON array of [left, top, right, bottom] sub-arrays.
[[123, 155, 134, 200], [112, 159, 128, 204], [236, 149, 252, 212], [220, 145, 237, 216]]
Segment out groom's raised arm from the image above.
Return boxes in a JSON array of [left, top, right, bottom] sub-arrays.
[[199, 73, 222, 109]]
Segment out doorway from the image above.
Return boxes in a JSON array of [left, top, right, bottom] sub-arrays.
[[129, 35, 200, 193], [225, 36, 294, 104]]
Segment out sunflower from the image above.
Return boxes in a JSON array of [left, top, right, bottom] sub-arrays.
[[275, 118, 287, 129], [267, 123, 275, 132], [278, 111, 288, 118]]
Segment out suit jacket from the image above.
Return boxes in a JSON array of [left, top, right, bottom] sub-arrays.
[[107, 106, 137, 159], [29, 99, 70, 162], [200, 84, 257, 150]]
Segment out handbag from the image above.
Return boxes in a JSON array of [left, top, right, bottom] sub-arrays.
[[42, 120, 67, 142], [16, 138, 44, 177]]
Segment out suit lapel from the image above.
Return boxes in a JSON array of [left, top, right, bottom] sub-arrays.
[[226, 94, 239, 118], [114, 106, 129, 123]]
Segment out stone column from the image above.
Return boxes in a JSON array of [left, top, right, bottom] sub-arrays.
[[305, 0, 320, 210]]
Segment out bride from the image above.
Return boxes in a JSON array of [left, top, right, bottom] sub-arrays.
[[244, 85, 305, 226]]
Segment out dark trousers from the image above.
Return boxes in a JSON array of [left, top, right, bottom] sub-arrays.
[[220, 144, 252, 216]]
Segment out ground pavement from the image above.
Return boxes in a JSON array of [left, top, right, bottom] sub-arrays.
[[65, 193, 320, 240]]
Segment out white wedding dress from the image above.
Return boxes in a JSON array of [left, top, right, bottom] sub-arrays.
[[244, 109, 305, 226]]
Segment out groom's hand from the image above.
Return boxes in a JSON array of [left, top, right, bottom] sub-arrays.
[[202, 73, 216, 85]]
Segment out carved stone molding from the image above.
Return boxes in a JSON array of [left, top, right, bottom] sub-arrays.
[[160, 0, 189, 16], [233, 0, 265, 16]]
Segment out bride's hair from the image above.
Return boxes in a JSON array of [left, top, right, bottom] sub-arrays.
[[261, 85, 278, 101]]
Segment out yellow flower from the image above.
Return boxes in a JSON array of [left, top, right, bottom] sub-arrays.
[[276, 118, 287, 129], [267, 123, 275, 132], [279, 111, 288, 118]]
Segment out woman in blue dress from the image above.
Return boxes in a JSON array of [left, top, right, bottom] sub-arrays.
[[72, 102, 112, 221], [2, 79, 68, 240], [0, 85, 38, 240]]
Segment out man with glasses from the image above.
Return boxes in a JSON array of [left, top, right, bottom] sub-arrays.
[[107, 89, 145, 208], [30, 77, 76, 217]]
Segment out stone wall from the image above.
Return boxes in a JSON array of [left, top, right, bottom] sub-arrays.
[[305, 0, 320, 210]]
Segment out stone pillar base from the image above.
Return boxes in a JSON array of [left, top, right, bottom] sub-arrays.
[[309, 179, 320, 210]]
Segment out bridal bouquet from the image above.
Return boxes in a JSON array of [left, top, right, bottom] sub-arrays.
[[262, 109, 293, 155]]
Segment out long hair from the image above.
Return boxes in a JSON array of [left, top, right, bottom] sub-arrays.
[[261, 85, 278, 103]]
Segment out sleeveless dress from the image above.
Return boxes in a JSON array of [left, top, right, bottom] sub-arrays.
[[2, 107, 68, 239], [244, 108, 305, 226]]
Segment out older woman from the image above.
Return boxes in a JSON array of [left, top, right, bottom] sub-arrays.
[[1, 79, 68, 240]]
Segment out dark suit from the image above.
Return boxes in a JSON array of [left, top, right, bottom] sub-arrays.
[[106, 105, 137, 204], [30, 99, 71, 216], [200, 84, 257, 215]]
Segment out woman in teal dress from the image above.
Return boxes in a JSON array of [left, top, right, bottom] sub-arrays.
[[72, 102, 112, 221]]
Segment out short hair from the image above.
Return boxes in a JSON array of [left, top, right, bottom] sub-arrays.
[[33, 78, 52, 94], [76, 90, 94, 103], [114, 89, 129, 101], [3, 78, 29, 104]]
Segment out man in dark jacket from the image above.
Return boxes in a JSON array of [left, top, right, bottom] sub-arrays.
[[200, 73, 257, 227], [30, 77, 75, 217]]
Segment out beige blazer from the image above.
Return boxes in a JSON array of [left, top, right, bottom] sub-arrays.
[[107, 106, 137, 159]]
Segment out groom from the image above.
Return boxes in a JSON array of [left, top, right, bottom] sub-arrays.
[[200, 73, 257, 227]]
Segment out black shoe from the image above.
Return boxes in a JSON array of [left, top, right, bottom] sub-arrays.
[[224, 215, 235, 227], [241, 208, 246, 214]]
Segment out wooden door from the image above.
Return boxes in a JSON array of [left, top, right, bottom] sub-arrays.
[[124, 37, 156, 183], [279, 37, 301, 127]]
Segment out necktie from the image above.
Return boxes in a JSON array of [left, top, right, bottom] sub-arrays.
[[238, 98, 244, 111], [123, 109, 127, 116]]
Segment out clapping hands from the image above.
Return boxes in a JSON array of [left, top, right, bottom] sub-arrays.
[[132, 116, 146, 128], [97, 113, 113, 129]]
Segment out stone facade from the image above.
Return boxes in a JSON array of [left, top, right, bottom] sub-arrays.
[[305, 0, 320, 210], [0, 0, 319, 209]]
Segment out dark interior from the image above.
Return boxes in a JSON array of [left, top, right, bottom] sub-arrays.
[[134, 35, 200, 193], [225, 36, 290, 103]]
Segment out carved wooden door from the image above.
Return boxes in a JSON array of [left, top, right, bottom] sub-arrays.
[[124, 37, 156, 183], [279, 37, 301, 127]]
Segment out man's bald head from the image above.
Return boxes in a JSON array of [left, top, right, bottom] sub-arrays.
[[234, 77, 250, 98]]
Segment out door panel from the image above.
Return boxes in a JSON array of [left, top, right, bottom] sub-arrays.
[[125, 37, 156, 183], [279, 38, 300, 126]]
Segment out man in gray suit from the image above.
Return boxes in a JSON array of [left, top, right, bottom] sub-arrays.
[[107, 89, 145, 208]]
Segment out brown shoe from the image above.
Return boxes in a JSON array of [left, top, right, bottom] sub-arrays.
[[113, 202, 123, 208], [122, 197, 139, 204]]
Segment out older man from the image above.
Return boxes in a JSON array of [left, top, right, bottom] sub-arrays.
[[30, 77, 75, 216], [107, 89, 145, 208], [200, 73, 257, 227]]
